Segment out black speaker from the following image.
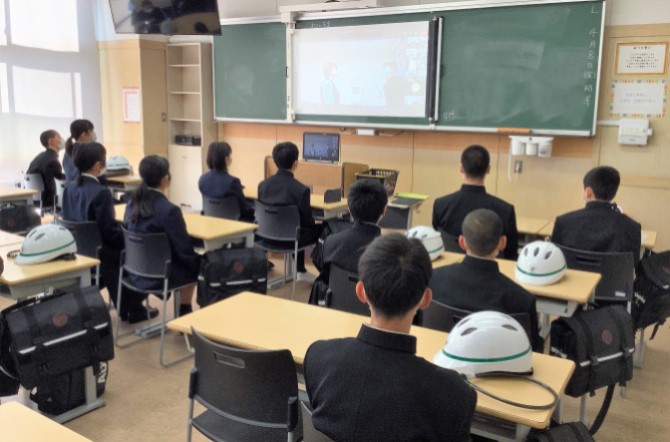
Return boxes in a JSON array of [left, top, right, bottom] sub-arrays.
[[175, 135, 202, 146]]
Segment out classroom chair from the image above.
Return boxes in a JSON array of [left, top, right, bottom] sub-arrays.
[[299, 400, 335, 442], [187, 328, 301, 442], [254, 202, 316, 299], [114, 228, 193, 368], [557, 245, 635, 311], [202, 196, 241, 221], [438, 229, 463, 254], [54, 178, 66, 211], [23, 173, 45, 215], [55, 218, 102, 287], [322, 265, 369, 317]]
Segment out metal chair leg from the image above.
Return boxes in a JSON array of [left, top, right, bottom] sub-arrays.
[[160, 289, 194, 368]]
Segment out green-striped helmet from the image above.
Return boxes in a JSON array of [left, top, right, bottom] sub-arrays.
[[15, 225, 77, 265], [516, 241, 567, 286]]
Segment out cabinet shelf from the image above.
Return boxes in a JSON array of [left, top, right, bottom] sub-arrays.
[[168, 64, 200, 68], [170, 117, 201, 122], [169, 91, 200, 95]]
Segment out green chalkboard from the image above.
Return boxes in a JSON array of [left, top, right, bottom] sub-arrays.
[[213, 22, 287, 121], [214, 1, 604, 134]]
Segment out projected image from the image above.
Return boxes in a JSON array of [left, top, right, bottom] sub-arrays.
[[293, 21, 430, 118]]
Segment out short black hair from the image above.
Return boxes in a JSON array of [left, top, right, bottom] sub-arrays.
[[461, 145, 490, 179], [272, 141, 299, 170], [462, 209, 503, 257], [40, 130, 57, 149], [358, 234, 432, 318], [583, 166, 620, 201], [206, 142, 232, 172], [73, 142, 106, 174], [348, 180, 388, 223]]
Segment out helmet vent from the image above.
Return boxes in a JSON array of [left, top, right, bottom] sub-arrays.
[[544, 251, 552, 259], [460, 327, 477, 336], [533, 247, 540, 257], [34, 233, 45, 241], [502, 324, 517, 331]]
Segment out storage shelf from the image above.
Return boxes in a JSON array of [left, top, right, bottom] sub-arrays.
[[168, 64, 200, 68], [170, 118, 201, 122], [169, 92, 201, 95]]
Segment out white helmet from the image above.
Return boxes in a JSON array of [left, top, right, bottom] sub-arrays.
[[516, 241, 567, 286], [434, 311, 532, 376], [406, 226, 444, 261], [15, 225, 77, 265], [106, 155, 132, 173]]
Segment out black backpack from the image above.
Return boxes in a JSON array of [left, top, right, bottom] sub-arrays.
[[0, 204, 41, 233], [632, 251, 670, 339], [197, 247, 268, 307]]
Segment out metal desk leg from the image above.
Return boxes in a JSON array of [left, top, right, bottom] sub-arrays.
[[633, 328, 646, 368], [52, 366, 105, 423], [579, 395, 589, 426]]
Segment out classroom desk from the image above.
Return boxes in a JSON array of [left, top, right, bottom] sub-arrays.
[[0, 245, 103, 423], [0, 183, 36, 205], [113, 204, 258, 250], [432, 252, 601, 333], [0, 230, 24, 247], [517, 217, 551, 237], [105, 175, 141, 191], [537, 221, 657, 251], [168, 292, 575, 441], [0, 402, 92, 442], [379, 196, 426, 230], [244, 189, 350, 220]]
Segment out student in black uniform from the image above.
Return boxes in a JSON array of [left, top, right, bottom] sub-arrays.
[[305, 234, 476, 442], [552, 165, 642, 266], [432, 144, 519, 259], [124, 155, 199, 317], [257, 141, 323, 279], [64, 119, 96, 183], [198, 141, 254, 221], [62, 142, 156, 323], [26, 130, 65, 208], [430, 208, 543, 352], [309, 179, 387, 304]]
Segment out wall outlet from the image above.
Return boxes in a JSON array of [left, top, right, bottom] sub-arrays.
[[514, 160, 523, 174]]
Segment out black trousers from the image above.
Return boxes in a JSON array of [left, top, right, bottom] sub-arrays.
[[99, 246, 147, 315]]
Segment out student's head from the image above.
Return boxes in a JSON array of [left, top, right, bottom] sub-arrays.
[[583, 166, 620, 202], [206, 141, 232, 173], [139, 155, 170, 189], [460, 145, 490, 180], [272, 141, 299, 170], [66, 119, 95, 155], [357, 234, 433, 319], [40, 130, 61, 151], [73, 142, 107, 181], [460, 209, 505, 258], [348, 179, 388, 224]]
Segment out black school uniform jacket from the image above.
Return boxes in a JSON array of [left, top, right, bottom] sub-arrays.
[[198, 170, 254, 221], [432, 184, 519, 260], [431, 255, 543, 352], [257, 169, 314, 229], [305, 324, 476, 442], [27, 149, 65, 207], [551, 200, 642, 267]]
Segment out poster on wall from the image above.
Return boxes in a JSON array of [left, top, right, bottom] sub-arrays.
[[610, 79, 667, 118], [615, 42, 669, 75], [122, 87, 141, 123]]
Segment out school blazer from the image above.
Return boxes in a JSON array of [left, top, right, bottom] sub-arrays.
[[27, 149, 65, 206], [198, 170, 254, 220]]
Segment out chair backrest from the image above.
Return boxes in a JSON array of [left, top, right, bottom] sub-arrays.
[[557, 245, 635, 303], [55, 179, 66, 209], [323, 188, 342, 203], [56, 218, 102, 259], [254, 201, 301, 242], [439, 229, 463, 254], [202, 196, 241, 220], [326, 265, 369, 316], [191, 328, 298, 429], [422, 300, 532, 340], [24, 173, 44, 202], [300, 400, 335, 442], [121, 227, 172, 279]]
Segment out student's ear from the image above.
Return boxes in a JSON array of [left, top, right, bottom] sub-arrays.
[[292, 159, 299, 171], [459, 164, 465, 175], [355, 281, 369, 305], [583, 186, 594, 201], [458, 235, 467, 252], [418, 288, 433, 311], [486, 165, 491, 175], [377, 205, 388, 224], [498, 235, 507, 254]]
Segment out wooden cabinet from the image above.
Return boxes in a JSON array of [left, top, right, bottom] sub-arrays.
[[166, 43, 216, 211]]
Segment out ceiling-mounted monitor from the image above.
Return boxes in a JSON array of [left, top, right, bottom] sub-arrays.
[[109, 0, 222, 36]]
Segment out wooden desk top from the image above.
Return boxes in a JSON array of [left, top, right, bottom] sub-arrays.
[[244, 189, 348, 212], [432, 252, 600, 304], [0, 184, 36, 199], [0, 230, 24, 247], [517, 217, 550, 236], [168, 292, 574, 429], [0, 402, 91, 442], [0, 244, 99, 287], [114, 204, 257, 240], [106, 175, 141, 185], [538, 221, 657, 250]]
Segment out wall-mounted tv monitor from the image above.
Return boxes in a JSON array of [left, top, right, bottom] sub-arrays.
[[303, 132, 340, 164], [292, 21, 432, 118], [109, 0, 221, 35]]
